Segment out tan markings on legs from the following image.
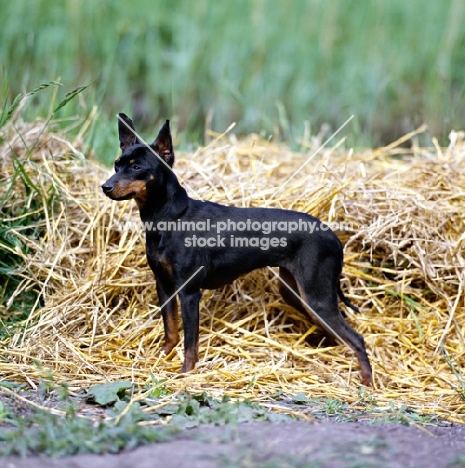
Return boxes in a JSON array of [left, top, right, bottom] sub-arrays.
[[161, 309, 179, 356]]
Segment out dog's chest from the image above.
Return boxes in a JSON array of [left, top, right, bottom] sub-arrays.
[[148, 249, 173, 277], [145, 233, 173, 275]]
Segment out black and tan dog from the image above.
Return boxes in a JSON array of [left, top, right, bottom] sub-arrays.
[[102, 114, 372, 386]]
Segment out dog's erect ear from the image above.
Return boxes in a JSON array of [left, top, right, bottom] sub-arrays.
[[152, 120, 174, 167], [118, 113, 139, 151]]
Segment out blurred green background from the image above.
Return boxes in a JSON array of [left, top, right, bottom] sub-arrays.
[[1, 0, 465, 160]]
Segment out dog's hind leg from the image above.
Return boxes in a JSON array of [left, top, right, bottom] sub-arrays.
[[291, 263, 372, 386], [278, 267, 308, 315], [279, 267, 337, 346]]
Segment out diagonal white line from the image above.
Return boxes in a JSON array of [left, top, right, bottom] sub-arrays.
[[266, 266, 352, 351], [117, 114, 204, 201], [268, 115, 354, 202], [158, 266, 204, 310]]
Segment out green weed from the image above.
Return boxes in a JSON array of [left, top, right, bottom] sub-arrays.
[[146, 371, 171, 398], [386, 290, 424, 339], [0, 381, 296, 457], [0, 83, 91, 334], [0, 402, 175, 457], [281, 392, 440, 426], [86, 381, 133, 406], [150, 393, 293, 429], [441, 345, 465, 401], [297, 397, 349, 419]]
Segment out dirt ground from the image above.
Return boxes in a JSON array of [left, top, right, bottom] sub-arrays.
[[3, 420, 465, 468]]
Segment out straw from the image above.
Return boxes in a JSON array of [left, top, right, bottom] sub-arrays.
[[1, 119, 465, 421]]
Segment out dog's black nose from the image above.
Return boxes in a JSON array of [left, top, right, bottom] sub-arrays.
[[101, 183, 114, 194]]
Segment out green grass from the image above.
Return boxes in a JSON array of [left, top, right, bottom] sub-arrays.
[[283, 389, 441, 426], [1, 0, 465, 154], [0, 398, 176, 457], [4, 384, 440, 463], [441, 345, 465, 402], [0, 375, 445, 458], [0, 82, 92, 333], [0, 377, 292, 457]]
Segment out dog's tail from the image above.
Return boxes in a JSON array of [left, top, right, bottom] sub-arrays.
[[337, 283, 360, 313]]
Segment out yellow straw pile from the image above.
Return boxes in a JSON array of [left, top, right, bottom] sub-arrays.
[[1, 119, 465, 421]]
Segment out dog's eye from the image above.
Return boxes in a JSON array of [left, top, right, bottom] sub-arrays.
[[132, 164, 140, 171]]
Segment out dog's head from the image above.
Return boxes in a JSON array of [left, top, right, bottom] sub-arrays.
[[101, 114, 174, 204]]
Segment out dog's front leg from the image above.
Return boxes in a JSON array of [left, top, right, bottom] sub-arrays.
[[178, 289, 201, 373], [156, 280, 180, 356]]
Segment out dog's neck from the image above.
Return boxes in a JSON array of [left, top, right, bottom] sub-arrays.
[[136, 170, 189, 221]]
